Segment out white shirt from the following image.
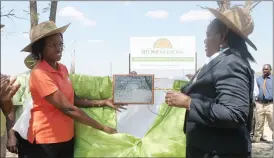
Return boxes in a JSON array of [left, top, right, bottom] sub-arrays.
[[205, 48, 229, 65], [192, 48, 229, 83], [253, 77, 259, 97]]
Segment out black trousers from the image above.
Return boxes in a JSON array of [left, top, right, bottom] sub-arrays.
[[14, 132, 74, 158], [15, 131, 33, 158], [186, 145, 252, 158], [28, 137, 74, 158]]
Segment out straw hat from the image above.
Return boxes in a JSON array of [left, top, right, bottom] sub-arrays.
[[24, 54, 36, 69], [21, 21, 70, 52], [207, 7, 257, 51]]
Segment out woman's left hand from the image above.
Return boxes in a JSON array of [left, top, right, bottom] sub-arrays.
[[103, 98, 127, 112], [165, 91, 191, 109]]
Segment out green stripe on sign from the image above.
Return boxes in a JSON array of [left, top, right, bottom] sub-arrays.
[[132, 57, 194, 62]]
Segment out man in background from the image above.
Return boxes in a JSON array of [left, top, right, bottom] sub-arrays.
[[251, 74, 269, 141], [1, 24, 21, 158], [250, 76, 259, 138], [130, 71, 137, 75], [185, 74, 194, 80], [253, 64, 273, 143], [6, 54, 36, 157], [1, 76, 20, 158]]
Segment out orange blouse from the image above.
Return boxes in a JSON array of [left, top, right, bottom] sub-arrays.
[[28, 60, 74, 144]]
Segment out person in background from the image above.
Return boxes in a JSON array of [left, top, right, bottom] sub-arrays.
[[185, 74, 194, 80], [253, 64, 273, 143], [250, 76, 259, 138], [1, 24, 21, 158], [165, 7, 256, 157], [6, 54, 36, 157], [130, 71, 137, 75], [21, 21, 124, 158], [1, 75, 20, 158]]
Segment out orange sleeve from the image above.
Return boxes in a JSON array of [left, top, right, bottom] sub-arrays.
[[30, 69, 59, 98]]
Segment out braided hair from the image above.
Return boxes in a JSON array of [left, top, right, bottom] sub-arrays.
[[212, 18, 255, 62]]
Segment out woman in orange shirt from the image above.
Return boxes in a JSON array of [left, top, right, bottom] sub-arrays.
[[21, 21, 124, 158]]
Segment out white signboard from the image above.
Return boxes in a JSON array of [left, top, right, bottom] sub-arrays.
[[130, 36, 196, 78]]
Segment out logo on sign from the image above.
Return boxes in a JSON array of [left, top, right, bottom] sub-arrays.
[[141, 38, 184, 55], [153, 38, 172, 48]]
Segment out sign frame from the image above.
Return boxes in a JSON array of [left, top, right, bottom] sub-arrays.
[[112, 74, 155, 105]]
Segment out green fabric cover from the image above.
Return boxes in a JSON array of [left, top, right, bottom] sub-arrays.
[[173, 80, 188, 91], [69, 74, 112, 100], [70, 74, 187, 157]]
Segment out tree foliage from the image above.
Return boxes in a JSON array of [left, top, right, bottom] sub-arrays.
[[1, 6, 28, 22]]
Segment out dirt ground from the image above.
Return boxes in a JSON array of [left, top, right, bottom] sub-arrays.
[[252, 124, 273, 158], [6, 125, 273, 158]]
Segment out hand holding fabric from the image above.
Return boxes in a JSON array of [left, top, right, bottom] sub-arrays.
[[103, 126, 118, 134], [103, 98, 127, 112]]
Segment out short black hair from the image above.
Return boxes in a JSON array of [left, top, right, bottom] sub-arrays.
[[212, 18, 255, 62], [264, 64, 272, 70], [31, 33, 64, 60]]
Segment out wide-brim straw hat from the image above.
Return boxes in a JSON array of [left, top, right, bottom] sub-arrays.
[[207, 7, 257, 51], [24, 54, 37, 69], [21, 21, 70, 52]]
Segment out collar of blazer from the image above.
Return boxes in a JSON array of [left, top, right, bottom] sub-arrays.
[[196, 49, 231, 81], [181, 48, 231, 93]]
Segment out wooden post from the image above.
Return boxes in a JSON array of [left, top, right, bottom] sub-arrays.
[[30, 1, 38, 29], [49, 1, 58, 22]]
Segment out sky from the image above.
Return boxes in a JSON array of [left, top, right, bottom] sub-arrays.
[[1, 1, 273, 77]]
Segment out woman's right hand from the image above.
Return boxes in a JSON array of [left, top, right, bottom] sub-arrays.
[[103, 126, 117, 134]]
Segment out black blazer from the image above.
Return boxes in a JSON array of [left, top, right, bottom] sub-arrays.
[[182, 49, 254, 155]]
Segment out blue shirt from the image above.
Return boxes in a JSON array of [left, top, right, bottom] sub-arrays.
[[256, 75, 273, 101]]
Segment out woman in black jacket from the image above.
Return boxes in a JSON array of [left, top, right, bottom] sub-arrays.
[[165, 7, 256, 158]]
